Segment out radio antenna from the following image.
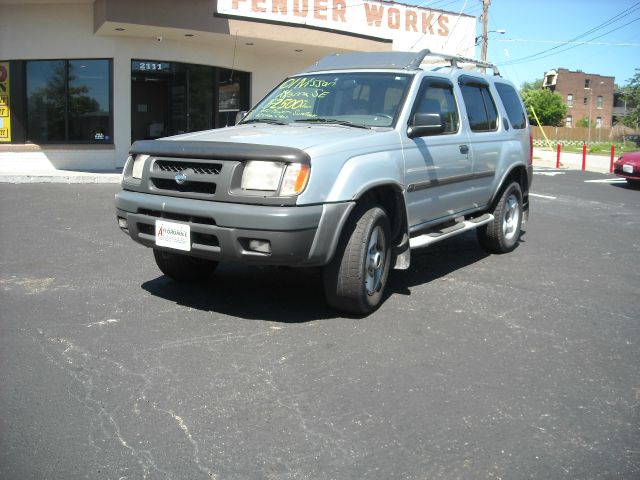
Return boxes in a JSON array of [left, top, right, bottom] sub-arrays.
[[229, 30, 238, 83]]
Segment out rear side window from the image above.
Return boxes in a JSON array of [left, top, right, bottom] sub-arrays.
[[460, 82, 498, 132], [495, 83, 527, 129]]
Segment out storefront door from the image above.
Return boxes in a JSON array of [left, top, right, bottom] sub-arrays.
[[130, 60, 250, 143], [131, 76, 169, 140]]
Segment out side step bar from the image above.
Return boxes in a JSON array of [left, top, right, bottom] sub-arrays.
[[409, 214, 494, 249]]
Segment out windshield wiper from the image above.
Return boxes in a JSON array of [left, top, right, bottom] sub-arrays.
[[294, 118, 371, 129], [241, 118, 287, 125]]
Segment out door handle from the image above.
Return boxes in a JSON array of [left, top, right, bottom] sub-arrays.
[[459, 145, 469, 154]]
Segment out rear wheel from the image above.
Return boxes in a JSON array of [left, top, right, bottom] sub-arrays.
[[153, 249, 218, 282], [323, 204, 392, 315], [478, 182, 523, 254]]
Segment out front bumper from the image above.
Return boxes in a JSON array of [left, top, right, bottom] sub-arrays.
[[613, 163, 639, 181], [115, 190, 354, 266]]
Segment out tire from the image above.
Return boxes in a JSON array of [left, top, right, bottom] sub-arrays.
[[153, 249, 218, 282], [323, 204, 392, 315], [477, 182, 523, 254]]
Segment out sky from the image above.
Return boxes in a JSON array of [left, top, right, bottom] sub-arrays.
[[412, 0, 640, 88]]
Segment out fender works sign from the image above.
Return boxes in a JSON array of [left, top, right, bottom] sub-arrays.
[[216, 0, 475, 53]]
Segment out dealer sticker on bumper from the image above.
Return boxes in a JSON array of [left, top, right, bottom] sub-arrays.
[[623, 164, 634, 174], [155, 220, 191, 251]]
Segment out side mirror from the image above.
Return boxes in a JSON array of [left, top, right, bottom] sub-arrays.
[[407, 113, 444, 138], [235, 111, 248, 125]]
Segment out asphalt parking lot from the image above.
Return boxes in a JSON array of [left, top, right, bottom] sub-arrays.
[[1, 170, 639, 479]]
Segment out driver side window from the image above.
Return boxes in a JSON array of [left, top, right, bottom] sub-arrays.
[[414, 80, 460, 134]]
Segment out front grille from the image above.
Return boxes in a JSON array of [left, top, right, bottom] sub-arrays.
[[152, 178, 217, 195], [138, 209, 216, 226], [193, 232, 219, 247], [155, 160, 222, 176]]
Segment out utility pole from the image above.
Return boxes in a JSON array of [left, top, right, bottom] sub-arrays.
[[481, 0, 490, 63]]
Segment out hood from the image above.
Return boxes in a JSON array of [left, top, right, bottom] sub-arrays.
[[164, 124, 382, 152]]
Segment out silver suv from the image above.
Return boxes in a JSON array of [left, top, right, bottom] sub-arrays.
[[115, 50, 532, 315]]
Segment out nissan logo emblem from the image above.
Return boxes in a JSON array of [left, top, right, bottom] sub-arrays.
[[174, 172, 188, 185]]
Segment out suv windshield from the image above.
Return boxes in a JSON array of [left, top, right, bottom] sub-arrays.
[[242, 72, 413, 128]]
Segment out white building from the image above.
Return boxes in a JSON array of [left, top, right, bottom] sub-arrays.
[[0, 0, 475, 170]]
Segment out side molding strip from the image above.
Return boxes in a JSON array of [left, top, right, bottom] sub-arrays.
[[407, 170, 495, 192]]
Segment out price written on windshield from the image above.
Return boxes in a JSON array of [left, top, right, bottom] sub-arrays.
[[262, 77, 337, 113]]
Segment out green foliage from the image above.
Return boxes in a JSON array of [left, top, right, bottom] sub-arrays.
[[588, 144, 604, 153], [619, 69, 640, 129], [575, 117, 590, 128], [520, 78, 543, 93], [521, 88, 567, 127]]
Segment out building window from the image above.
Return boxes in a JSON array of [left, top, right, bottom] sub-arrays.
[[566, 115, 572, 127], [597, 95, 603, 109], [583, 97, 588, 105], [26, 59, 112, 143], [567, 94, 573, 107], [596, 116, 602, 128], [585, 79, 591, 89]]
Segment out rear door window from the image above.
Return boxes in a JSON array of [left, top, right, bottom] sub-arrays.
[[459, 79, 498, 132]]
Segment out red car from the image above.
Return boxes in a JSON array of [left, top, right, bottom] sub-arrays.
[[613, 150, 640, 187]]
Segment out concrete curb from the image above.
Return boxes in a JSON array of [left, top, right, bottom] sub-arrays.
[[0, 173, 122, 184]]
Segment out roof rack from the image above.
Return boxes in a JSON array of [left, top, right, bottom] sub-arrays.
[[304, 49, 500, 76], [423, 50, 501, 76], [303, 50, 431, 72]]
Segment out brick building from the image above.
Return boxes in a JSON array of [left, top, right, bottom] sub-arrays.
[[542, 68, 615, 129]]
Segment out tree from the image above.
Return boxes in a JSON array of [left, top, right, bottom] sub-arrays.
[[521, 88, 567, 126], [576, 117, 590, 128], [619, 69, 640, 129], [520, 78, 543, 92]]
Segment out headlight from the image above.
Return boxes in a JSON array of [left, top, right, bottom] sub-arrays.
[[241, 161, 284, 191], [240, 161, 310, 195], [132, 154, 149, 179]]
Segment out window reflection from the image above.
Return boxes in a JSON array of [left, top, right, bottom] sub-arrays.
[[68, 60, 110, 141], [26, 59, 111, 143], [27, 60, 66, 142]]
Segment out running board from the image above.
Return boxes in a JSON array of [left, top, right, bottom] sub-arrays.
[[409, 214, 494, 249]]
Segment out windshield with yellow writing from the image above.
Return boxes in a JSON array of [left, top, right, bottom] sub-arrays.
[[242, 72, 412, 128]]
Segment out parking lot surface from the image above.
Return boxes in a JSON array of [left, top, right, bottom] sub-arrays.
[[1, 170, 639, 479]]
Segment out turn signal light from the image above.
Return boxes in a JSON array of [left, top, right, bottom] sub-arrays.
[[281, 163, 310, 196]]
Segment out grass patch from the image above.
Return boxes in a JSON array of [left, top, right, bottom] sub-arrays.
[[536, 142, 639, 156]]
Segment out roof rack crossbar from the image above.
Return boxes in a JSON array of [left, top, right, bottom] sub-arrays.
[[304, 49, 433, 72], [303, 49, 500, 76], [423, 51, 501, 76]]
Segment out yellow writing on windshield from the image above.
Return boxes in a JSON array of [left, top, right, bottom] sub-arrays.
[[259, 77, 337, 118]]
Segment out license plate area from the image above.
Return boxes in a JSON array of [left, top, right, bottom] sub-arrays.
[[623, 164, 634, 174], [155, 220, 191, 251]]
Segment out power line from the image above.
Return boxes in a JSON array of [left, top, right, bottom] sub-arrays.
[[499, 15, 640, 66], [439, 0, 470, 49], [497, 1, 640, 66], [496, 38, 640, 48]]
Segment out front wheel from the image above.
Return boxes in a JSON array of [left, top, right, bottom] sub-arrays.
[[477, 182, 523, 254], [153, 249, 218, 282], [323, 204, 392, 315]]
